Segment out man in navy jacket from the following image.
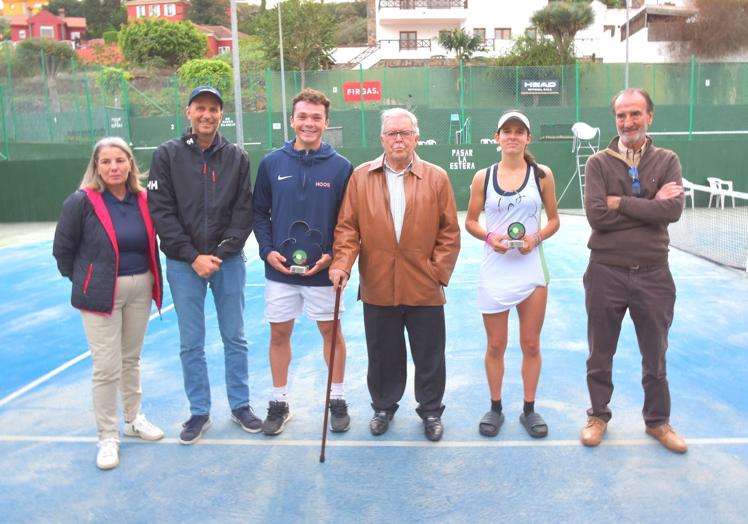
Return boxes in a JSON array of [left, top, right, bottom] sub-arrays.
[[253, 88, 353, 435], [148, 86, 260, 444]]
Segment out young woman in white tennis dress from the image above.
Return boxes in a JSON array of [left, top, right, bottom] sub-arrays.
[[465, 110, 560, 439]]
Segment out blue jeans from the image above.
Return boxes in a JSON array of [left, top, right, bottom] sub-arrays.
[[166, 254, 249, 415]]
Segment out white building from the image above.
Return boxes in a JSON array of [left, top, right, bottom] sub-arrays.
[[335, 0, 702, 68]]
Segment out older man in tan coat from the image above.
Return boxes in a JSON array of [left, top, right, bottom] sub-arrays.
[[329, 108, 460, 441]]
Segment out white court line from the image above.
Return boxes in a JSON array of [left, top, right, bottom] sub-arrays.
[[1, 254, 263, 409], [0, 304, 175, 408], [1, 435, 747, 448], [450, 274, 731, 286]]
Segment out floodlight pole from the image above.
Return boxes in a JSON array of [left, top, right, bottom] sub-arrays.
[[278, 1, 289, 142], [230, 0, 245, 149], [625, 0, 631, 89]]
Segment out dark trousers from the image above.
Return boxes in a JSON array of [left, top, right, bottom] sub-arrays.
[[363, 303, 446, 419], [584, 260, 675, 426]]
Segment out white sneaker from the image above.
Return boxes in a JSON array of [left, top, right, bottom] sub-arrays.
[[96, 438, 120, 470], [123, 413, 164, 441]]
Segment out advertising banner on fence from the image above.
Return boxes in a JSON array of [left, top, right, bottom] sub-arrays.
[[343, 81, 382, 102], [521, 79, 560, 95]]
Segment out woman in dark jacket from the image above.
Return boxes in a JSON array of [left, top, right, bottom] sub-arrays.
[[53, 137, 164, 470]]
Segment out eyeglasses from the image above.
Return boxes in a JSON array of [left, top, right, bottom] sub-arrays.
[[628, 167, 641, 196], [382, 130, 416, 139]]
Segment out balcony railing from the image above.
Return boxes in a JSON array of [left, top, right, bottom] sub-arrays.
[[379, 38, 433, 51], [379, 0, 467, 9]]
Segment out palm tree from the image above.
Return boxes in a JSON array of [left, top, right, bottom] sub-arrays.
[[438, 28, 485, 62], [531, 1, 595, 63]]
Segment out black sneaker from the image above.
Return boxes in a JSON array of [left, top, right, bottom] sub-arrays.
[[329, 399, 351, 433], [262, 401, 291, 436], [179, 414, 211, 445], [231, 405, 263, 433]]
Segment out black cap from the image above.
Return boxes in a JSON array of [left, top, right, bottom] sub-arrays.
[[188, 85, 223, 108]]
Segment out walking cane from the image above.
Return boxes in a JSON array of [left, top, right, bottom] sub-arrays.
[[319, 282, 342, 463]]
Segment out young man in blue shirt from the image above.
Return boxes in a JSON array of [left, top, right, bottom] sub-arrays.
[[253, 89, 353, 435]]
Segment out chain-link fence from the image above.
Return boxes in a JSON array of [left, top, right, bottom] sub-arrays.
[[2, 46, 748, 160]]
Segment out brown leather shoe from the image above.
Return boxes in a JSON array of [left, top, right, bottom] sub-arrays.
[[645, 423, 688, 454], [580, 416, 607, 447]]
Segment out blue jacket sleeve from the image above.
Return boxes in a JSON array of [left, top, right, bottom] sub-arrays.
[[252, 158, 274, 260], [52, 191, 84, 280]]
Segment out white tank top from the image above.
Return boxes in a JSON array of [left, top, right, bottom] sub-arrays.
[[478, 163, 549, 314]]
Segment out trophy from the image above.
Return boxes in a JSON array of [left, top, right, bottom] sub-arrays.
[[506, 221, 526, 248], [279, 221, 323, 275]]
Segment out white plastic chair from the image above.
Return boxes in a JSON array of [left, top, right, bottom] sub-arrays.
[[682, 178, 695, 210], [707, 177, 735, 209]]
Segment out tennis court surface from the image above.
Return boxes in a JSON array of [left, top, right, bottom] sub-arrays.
[[1, 213, 747, 523]]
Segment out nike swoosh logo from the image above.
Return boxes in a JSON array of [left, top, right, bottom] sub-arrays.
[[278, 175, 292, 181]]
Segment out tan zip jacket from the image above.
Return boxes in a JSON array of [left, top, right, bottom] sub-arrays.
[[331, 153, 461, 306]]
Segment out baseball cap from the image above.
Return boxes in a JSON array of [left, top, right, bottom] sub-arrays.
[[188, 85, 223, 108], [497, 111, 530, 133]]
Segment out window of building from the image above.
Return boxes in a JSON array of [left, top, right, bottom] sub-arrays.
[[604, 24, 616, 37], [526, 27, 537, 39], [473, 28, 485, 41], [136, 5, 146, 17], [71, 31, 81, 40], [40, 25, 55, 38], [218, 46, 231, 54], [495, 27, 511, 40], [148, 4, 161, 16], [165, 4, 176, 16], [19, 30, 27, 39], [400, 31, 417, 50]]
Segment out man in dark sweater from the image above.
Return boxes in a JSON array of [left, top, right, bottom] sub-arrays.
[[580, 88, 687, 453]]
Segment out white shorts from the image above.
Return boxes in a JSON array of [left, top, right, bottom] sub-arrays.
[[264, 279, 344, 323]]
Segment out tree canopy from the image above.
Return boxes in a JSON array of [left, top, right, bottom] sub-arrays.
[[438, 28, 484, 62], [670, 0, 748, 59], [84, 0, 127, 38], [531, 0, 594, 64], [178, 59, 233, 94], [493, 34, 567, 66], [188, 0, 230, 26], [253, 0, 337, 84], [118, 19, 207, 68], [47, 0, 85, 17], [13, 38, 75, 77]]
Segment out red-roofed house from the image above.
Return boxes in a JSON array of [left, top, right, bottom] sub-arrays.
[[10, 9, 87, 44], [125, 0, 189, 23], [195, 24, 243, 57]]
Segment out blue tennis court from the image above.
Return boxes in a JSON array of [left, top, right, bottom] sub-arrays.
[[1, 213, 747, 523]]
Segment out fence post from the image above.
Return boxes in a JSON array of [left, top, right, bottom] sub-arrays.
[[266, 67, 273, 148], [40, 49, 53, 143], [172, 73, 181, 137], [0, 85, 9, 160], [560, 64, 565, 107], [575, 61, 580, 123], [688, 54, 695, 141], [84, 77, 94, 146], [514, 65, 519, 106], [359, 64, 366, 147], [459, 60, 465, 127], [121, 74, 131, 144], [4, 44, 15, 141]]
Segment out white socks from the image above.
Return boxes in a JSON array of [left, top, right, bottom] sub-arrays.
[[331, 382, 345, 400], [272, 383, 344, 401], [273, 385, 288, 402]]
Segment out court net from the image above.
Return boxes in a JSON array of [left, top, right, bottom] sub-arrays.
[[669, 183, 748, 271]]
